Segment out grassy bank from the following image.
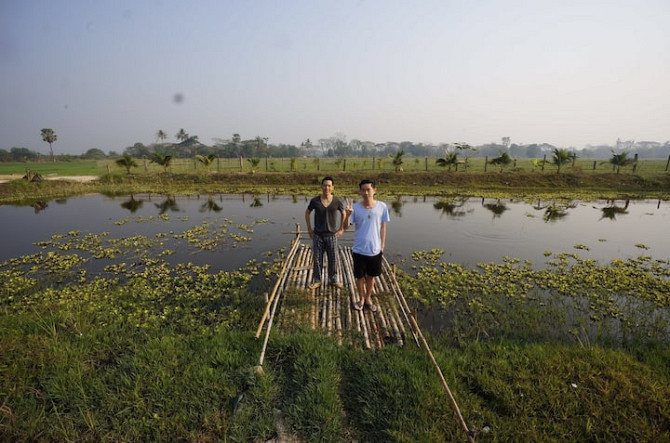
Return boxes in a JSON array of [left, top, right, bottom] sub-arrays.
[[1, 169, 670, 205], [1, 219, 669, 440]]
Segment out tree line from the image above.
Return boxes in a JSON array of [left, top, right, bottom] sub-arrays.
[[2, 130, 670, 162]]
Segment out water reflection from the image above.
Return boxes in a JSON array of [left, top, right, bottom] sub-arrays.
[[155, 195, 179, 214], [249, 196, 263, 207], [433, 198, 468, 217], [2, 194, 668, 272], [481, 198, 508, 218], [533, 199, 577, 223], [390, 196, 404, 216], [120, 194, 143, 213], [199, 195, 222, 213], [32, 201, 48, 214], [599, 199, 629, 220]]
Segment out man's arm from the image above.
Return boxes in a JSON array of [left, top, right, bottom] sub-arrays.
[[305, 208, 314, 239], [380, 222, 386, 252]]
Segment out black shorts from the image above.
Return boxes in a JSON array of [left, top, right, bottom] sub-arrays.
[[352, 252, 383, 278]]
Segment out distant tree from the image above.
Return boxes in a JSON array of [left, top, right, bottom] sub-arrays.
[[150, 153, 173, 172], [40, 128, 57, 162], [488, 151, 513, 172], [175, 128, 188, 143], [390, 150, 405, 172], [116, 154, 138, 174], [551, 148, 577, 173], [156, 129, 167, 144], [606, 151, 636, 174], [82, 148, 106, 159]]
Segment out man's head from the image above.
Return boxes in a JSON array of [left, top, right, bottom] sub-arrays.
[[321, 176, 334, 195], [358, 178, 375, 189], [358, 178, 376, 199]]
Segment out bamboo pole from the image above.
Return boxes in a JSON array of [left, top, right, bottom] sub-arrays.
[[385, 259, 474, 442], [255, 224, 301, 338], [383, 261, 419, 346]]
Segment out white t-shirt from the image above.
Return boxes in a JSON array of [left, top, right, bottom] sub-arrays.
[[351, 201, 390, 256]]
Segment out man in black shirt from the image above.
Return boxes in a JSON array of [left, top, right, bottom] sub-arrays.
[[305, 176, 346, 290]]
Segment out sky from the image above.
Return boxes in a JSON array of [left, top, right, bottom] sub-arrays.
[[2, 0, 669, 155]]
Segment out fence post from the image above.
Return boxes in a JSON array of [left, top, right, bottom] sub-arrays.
[[592, 160, 596, 171], [633, 153, 638, 173], [343, 158, 346, 171], [542, 154, 546, 171], [666, 154, 670, 172], [425, 157, 428, 171], [484, 156, 488, 172]]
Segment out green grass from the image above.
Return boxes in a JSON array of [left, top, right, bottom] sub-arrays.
[[0, 160, 102, 176], [1, 221, 669, 440], [2, 156, 668, 178]]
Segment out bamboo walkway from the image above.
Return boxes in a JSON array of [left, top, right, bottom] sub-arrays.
[[256, 226, 420, 351], [255, 225, 476, 441]]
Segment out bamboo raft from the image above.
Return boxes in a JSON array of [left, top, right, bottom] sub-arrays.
[[255, 224, 476, 441], [256, 225, 420, 351]]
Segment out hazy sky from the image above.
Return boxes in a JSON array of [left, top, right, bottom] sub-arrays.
[[2, 0, 669, 155]]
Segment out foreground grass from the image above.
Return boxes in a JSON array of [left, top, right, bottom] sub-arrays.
[[1, 223, 669, 441]]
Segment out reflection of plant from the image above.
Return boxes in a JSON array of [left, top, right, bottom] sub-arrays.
[[433, 198, 467, 217], [155, 195, 178, 214], [600, 199, 629, 220], [200, 196, 222, 213], [482, 199, 508, 218], [391, 197, 404, 216], [120, 194, 143, 213]]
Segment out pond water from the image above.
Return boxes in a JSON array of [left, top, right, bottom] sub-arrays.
[[1, 194, 668, 271]]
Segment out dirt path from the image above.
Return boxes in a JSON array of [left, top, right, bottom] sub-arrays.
[[0, 174, 99, 184]]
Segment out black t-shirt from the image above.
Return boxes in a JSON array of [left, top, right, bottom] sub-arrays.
[[307, 196, 345, 235]]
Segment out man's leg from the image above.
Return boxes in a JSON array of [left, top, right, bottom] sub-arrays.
[[324, 235, 339, 285], [310, 235, 324, 289]]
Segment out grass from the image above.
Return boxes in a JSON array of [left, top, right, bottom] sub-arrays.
[[1, 156, 668, 177], [1, 216, 669, 440]]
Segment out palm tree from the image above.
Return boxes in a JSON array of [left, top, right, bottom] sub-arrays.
[[155, 129, 167, 144], [150, 153, 173, 173], [436, 151, 460, 171], [195, 153, 217, 171], [247, 158, 261, 173], [40, 128, 57, 163], [390, 150, 405, 172], [488, 151, 513, 172], [551, 148, 577, 174], [175, 129, 188, 143], [607, 151, 636, 174], [116, 154, 138, 174]]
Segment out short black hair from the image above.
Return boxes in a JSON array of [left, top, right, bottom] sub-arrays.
[[358, 178, 376, 189], [321, 176, 334, 185]]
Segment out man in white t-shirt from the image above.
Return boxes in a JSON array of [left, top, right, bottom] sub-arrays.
[[342, 178, 390, 312]]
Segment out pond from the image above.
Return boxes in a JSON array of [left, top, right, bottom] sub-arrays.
[[1, 193, 668, 271]]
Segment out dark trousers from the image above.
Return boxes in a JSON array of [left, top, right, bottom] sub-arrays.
[[312, 234, 338, 284]]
